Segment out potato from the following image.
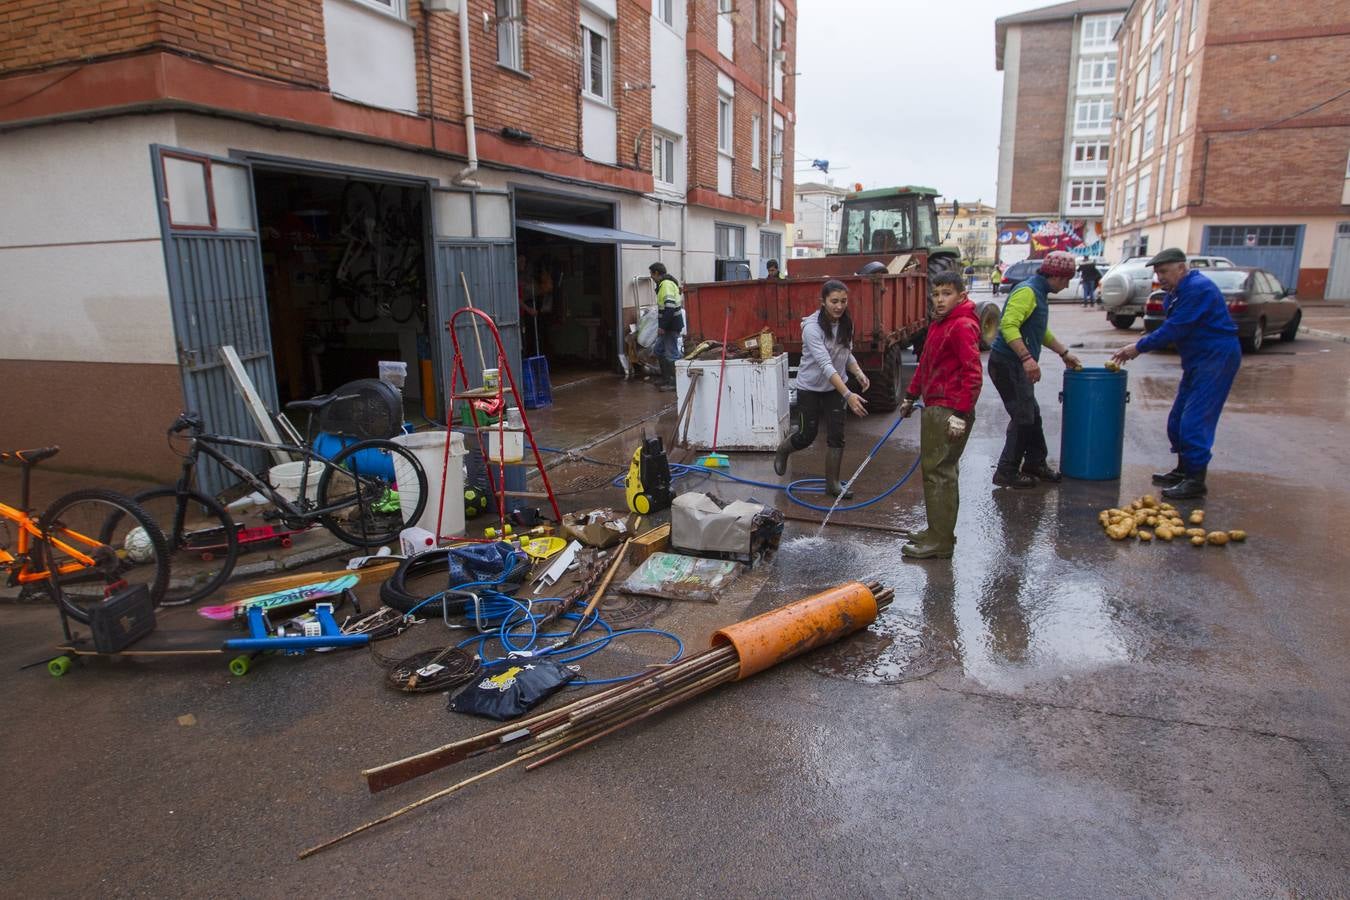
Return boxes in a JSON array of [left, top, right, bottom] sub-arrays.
[[1146, 515, 1158, 526], [1139, 530, 1154, 542], [1105, 360, 1122, 372], [1156, 525, 1173, 541], [1129, 525, 1139, 538], [1142, 495, 1158, 507], [1191, 535, 1206, 546], [1228, 530, 1247, 542], [1160, 503, 1176, 513], [1186, 528, 1207, 538], [1189, 510, 1205, 524], [1107, 523, 1132, 541], [1207, 531, 1229, 546], [1131, 500, 1143, 510]]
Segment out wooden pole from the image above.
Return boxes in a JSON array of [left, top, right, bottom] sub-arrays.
[[458, 271, 488, 376], [564, 538, 631, 643]]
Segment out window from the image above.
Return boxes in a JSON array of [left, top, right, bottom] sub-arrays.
[[658, 0, 673, 27], [1147, 44, 1164, 90], [1154, 0, 1168, 25], [162, 153, 254, 231], [1071, 141, 1110, 173], [1129, 126, 1142, 166], [1078, 56, 1117, 91], [1068, 179, 1107, 212], [1171, 14, 1182, 69], [759, 231, 782, 273], [1075, 98, 1112, 133], [717, 93, 734, 154], [1081, 14, 1123, 49], [496, 0, 524, 71], [581, 19, 610, 102], [352, 0, 407, 18], [771, 117, 784, 210], [772, 5, 786, 101], [1136, 170, 1151, 216], [1154, 163, 1166, 214], [1163, 86, 1175, 143], [750, 0, 759, 43], [717, 0, 734, 58], [1140, 4, 1153, 44], [1180, 74, 1192, 130], [715, 222, 746, 259], [1172, 144, 1185, 208], [1133, 65, 1146, 106], [1207, 225, 1299, 248], [751, 115, 761, 169], [1122, 179, 1137, 223], [1190, 0, 1200, 31], [653, 132, 677, 186], [1142, 110, 1157, 154]]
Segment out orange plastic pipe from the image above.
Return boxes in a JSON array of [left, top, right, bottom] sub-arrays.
[[711, 581, 879, 680]]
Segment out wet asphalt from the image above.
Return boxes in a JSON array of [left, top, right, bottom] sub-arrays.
[[2, 306, 1348, 897]]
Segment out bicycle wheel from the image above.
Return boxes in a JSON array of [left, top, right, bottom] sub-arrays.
[[316, 439, 427, 547], [132, 487, 239, 606], [38, 489, 171, 624]]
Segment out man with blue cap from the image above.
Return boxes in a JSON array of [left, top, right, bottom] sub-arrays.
[[1110, 247, 1241, 499]]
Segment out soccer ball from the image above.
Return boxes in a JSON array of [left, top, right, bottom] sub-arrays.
[[123, 526, 156, 563], [463, 485, 490, 519]]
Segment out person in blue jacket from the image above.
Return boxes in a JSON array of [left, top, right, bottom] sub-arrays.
[[1110, 247, 1241, 499]]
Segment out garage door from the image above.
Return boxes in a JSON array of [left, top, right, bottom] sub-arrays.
[[1202, 225, 1304, 290]]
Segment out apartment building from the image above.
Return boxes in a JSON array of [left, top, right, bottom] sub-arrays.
[[791, 181, 848, 258], [938, 202, 998, 265], [1105, 0, 1350, 298], [994, 0, 1126, 267], [0, 0, 796, 483]]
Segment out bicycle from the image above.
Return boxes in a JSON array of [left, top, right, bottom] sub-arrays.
[[135, 397, 429, 605], [0, 446, 171, 624]]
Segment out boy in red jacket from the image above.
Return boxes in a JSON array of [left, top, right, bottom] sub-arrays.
[[898, 272, 984, 559]]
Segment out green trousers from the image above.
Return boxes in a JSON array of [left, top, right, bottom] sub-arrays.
[[914, 405, 973, 551]]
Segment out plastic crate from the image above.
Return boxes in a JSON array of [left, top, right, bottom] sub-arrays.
[[521, 355, 552, 409], [90, 583, 157, 652]]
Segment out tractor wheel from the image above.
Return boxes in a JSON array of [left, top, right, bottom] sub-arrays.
[[862, 343, 905, 413], [927, 255, 960, 277]]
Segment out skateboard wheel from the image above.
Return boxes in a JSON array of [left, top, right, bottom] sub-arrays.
[[229, 655, 251, 676], [48, 656, 72, 677], [280, 537, 293, 548], [200, 552, 215, 562]]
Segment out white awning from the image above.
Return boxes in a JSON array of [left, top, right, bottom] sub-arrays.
[[516, 219, 674, 246]]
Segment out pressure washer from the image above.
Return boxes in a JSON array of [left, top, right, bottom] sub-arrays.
[[624, 435, 673, 515]]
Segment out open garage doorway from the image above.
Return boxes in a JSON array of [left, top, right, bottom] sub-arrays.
[[251, 169, 435, 421]]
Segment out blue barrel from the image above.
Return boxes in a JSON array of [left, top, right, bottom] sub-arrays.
[[1059, 368, 1130, 480]]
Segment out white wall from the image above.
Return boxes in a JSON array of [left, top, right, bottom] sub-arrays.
[[650, 0, 687, 197], [323, 0, 419, 114], [0, 117, 179, 364], [582, 97, 618, 165], [996, 27, 1021, 216]]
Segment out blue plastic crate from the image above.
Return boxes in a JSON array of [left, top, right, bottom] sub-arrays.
[[521, 355, 552, 409]]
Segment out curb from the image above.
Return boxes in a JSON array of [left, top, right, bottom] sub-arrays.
[[1299, 326, 1350, 344]]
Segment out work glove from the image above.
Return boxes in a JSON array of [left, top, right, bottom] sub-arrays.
[[898, 397, 917, 419], [946, 414, 968, 441]]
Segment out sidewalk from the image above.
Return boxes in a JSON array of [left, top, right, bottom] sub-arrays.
[[1299, 301, 1350, 343]]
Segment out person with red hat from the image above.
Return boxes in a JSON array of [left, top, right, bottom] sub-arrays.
[[987, 250, 1082, 488]]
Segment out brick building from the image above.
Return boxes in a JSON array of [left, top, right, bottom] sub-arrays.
[[0, 0, 796, 484], [994, 0, 1126, 268], [1104, 0, 1350, 298]]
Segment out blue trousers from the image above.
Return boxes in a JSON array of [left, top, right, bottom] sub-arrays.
[[1168, 346, 1240, 472]]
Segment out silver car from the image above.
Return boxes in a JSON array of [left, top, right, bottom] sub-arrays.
[[1098, 254, 1234, 329]]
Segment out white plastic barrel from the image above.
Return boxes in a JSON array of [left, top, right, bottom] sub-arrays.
[[269, 461, 323, 504], [392, 430, 467, 537]]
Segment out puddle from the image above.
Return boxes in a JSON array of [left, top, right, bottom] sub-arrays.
[[804, 606, 952, 684]]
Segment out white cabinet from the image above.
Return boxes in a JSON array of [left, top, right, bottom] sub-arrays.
[[675, 354, 789, 451]]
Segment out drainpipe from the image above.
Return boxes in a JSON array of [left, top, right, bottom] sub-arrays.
[[680, 201, 688, 280], [763, 0, 773, 226], [454, 0, 480, 186]]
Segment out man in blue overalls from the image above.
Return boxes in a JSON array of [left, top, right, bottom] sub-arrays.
[[1111, 247, 1241, 499]]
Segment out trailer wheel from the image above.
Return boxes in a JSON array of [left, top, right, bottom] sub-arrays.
[[976, 302, 1001, 351], [862, 343, 904, 412]]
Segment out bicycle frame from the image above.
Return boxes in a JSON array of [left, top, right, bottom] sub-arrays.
[[0, 500, 108, 586]]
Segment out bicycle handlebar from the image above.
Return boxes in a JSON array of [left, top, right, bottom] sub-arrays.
[[170, 412, 204, 435]]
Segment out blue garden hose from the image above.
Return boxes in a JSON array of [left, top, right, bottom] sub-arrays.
[[541, 405, 923, 513]]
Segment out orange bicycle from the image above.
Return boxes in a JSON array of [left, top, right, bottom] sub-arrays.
[[1, 446, 170, 624]]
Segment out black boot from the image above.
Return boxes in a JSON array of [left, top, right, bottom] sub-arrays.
[[657, 358, 676, 392], [1162, 467, 1207, 500], [773, 434, 797, 477], [993, 466, 1037, 489], [1151, 456, 1185, 485], [1021, 461, 1062, 483], [824, 448, 854, 499]]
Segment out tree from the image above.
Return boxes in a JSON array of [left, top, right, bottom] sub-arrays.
[[957, 232, 988, 263]]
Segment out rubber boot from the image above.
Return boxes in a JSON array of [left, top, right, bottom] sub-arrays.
[[1021, 461, 1062, 483], [824, 448, 854, 499], [1151, 456, 1185, 486], [657, 358, 676, 392], [993, 466, 1037, 489], [1162, 466, 1207, 500], [903, 489, 957, 559], [773, 433, 797, 477]]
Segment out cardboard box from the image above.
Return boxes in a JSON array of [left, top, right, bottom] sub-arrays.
[[561, 509, 631, 549]]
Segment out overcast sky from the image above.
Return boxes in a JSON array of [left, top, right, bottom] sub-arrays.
[[794, 0, 1054, 205]]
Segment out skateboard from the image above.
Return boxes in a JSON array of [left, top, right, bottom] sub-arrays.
[[197, 573, 360, 621]]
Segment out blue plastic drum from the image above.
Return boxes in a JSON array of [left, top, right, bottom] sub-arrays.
[[1059, 368, 1130, 480]]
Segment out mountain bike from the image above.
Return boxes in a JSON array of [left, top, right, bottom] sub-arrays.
[[1, 446, 170, 624], [136, 399, 429, 605]]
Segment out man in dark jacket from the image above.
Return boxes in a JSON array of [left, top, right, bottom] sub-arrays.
[[988, 251, 1083, 487], [1079, 260, 1102, 306], [896, 272, 984, 559], [1110, 247, 1241, 499]]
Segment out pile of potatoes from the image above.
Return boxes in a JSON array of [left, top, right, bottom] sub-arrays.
[[1099, 495, 1247, 547]]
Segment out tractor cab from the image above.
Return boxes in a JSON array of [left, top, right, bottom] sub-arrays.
[[835, 186, 944, 257]]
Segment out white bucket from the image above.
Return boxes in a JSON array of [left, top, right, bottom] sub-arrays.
[[269, 461, 323, 505], [392, 430, 467, 537], [485, 428, 524, 464]]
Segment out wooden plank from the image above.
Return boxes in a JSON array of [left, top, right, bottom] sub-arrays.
[[219, 345, 294, 465], [629, 523, 671, 565]]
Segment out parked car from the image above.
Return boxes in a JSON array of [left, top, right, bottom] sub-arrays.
[[1099, 254, 1234, 329], [1142, 266, 1302, 352], [999, 258, 1040, 294]]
